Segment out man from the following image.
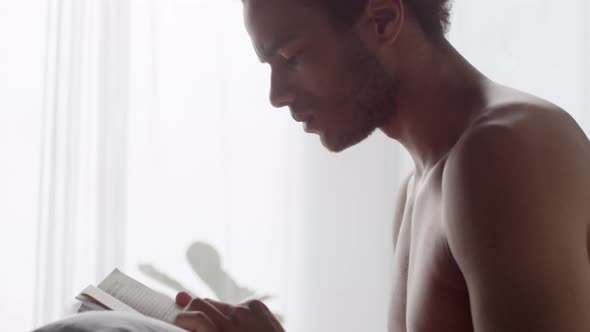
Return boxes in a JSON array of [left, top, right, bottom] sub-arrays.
[[173, 0, 590, 331]]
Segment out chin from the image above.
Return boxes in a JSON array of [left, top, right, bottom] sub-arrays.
[[319, 134, 356, 153], [320, 127, 378, 153]]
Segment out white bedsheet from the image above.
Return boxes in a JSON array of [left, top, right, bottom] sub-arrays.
[[32, 311, 186, 332]]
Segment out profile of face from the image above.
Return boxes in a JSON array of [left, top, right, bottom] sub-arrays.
[[243, 0, 400, 152]]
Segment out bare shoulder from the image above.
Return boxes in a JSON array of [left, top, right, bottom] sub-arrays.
[[472, 83, 586, 142], [442, 84, 590, 238], [446, 84, 590, 194], [439, 85, 590, 332]]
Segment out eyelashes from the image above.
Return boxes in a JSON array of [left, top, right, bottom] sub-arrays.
[[281, 49, 305, 68], [285, 54, 300, 66]]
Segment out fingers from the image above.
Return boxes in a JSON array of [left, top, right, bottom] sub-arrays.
[[201, 298, 236, 316], [181, 298, 285, 332], [245, 299, 268, 315], [186, 298, 230, 327], [175, 294, 230, 331], [204, 299, 255, 325], [176, 291, 193, 307], [174, 311, 217, 332], [245, 299, 285, 332]]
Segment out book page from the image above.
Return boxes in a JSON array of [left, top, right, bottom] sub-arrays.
[[97, 268, 183, 323], [80, 285, 139, 314], [75, 292, 111, 313]]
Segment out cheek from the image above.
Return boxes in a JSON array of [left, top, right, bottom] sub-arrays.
[[295, 64, 360, 119], [297, 74, 334, 98], [302, 75, 354, 111], [299, 55, 348, 96], [309, 78, 359, 121], [315, 100, 359, 135]]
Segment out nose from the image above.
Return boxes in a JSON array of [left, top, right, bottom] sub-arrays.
[[269, 69, 295, 108]]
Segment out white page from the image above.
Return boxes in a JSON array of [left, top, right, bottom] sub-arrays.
[[80, 285, 139, 314], [97, 268, 183, 323]]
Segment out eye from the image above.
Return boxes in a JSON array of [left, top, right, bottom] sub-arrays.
[[285, 54, 300, 66], [280, 49, 304, 68]]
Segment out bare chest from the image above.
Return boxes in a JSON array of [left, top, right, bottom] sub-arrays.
[[388, 176, 473, 332]]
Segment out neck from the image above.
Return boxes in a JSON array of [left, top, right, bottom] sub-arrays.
[[379, 38, 488, 177]]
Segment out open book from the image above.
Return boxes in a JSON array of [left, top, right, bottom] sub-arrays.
[[76, 269, 183, 323]]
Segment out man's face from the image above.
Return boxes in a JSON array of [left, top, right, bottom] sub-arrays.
[[244, 0, 399, 152]]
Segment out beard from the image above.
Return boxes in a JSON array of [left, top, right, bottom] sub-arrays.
[[323, 39, 400, 152]]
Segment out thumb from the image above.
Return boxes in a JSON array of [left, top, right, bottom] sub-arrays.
[[176, 291, 193, 307]]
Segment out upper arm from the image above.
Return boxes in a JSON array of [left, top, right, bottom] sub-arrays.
[[443, 110, 590, 332]]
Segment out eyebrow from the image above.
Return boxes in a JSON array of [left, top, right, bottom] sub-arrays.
[[255, 34, 298, 63]]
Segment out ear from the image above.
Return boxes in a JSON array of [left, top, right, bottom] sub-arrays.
[[361, 0, 404, 45]]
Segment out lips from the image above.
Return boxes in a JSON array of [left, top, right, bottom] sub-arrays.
[[291, 112, 313, 123], [291, 112, 318, 133], [303, 118, 316, 133]]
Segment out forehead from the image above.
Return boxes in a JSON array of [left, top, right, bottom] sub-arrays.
[[243, 0, 330, 47]]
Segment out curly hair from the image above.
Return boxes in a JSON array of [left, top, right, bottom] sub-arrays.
[[312, 0, 452, 39]]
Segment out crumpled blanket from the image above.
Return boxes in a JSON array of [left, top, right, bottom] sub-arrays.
[[32, 311, 186, 332]]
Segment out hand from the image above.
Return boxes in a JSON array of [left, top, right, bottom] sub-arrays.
[[174, 292, 285, 332]]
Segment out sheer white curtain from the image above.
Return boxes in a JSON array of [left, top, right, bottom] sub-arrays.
[[0, 0, 45, 331], [34, 0, 131, 324], [2, 0, 587, 331]]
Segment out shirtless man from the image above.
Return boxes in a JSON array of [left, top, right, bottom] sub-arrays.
[[172, 0, 590, 331]]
